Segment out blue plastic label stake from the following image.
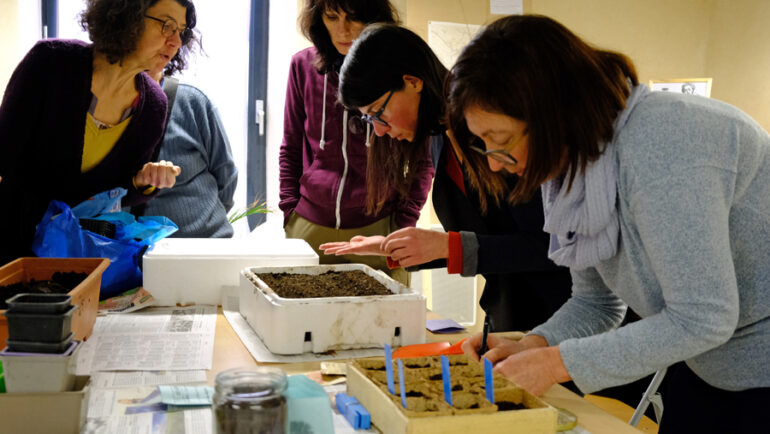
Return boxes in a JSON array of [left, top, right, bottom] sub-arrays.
[[484, 358, 494, 403], [441, 355, 453, 406], [397, 359, 407, 409], [384, 344, 395, 395]]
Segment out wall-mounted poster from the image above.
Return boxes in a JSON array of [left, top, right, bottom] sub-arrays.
[[649, 78, 713, 97]]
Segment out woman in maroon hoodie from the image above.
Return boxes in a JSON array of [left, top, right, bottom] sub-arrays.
[[279, 0, 434, 284]]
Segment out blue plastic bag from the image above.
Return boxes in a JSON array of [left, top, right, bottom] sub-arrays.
[[30, 189, 177, 299]]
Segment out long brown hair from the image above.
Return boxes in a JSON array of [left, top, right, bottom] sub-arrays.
[[298, 0, 399, 73], [447, 14, 638, 203], [339, 24, 445, 216]]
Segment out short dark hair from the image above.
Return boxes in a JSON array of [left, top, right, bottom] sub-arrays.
[[447, 15, 638, 203], [298, 0, 399, 73], [80, 0, 198, 75], [339, 23, 446, 215]]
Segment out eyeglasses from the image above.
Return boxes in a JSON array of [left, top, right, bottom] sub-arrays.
[[145, 15, 190, 41], [468, 131, 528, 166], [361, 90, 394, 126]]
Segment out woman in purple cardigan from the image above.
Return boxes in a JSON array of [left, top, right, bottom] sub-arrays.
[[279, 0, 434, 285], [0, 0, 198, 265]]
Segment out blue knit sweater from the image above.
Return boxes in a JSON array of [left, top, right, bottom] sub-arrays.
[[531, 90, 770, 393], [142, 82, 238, 238]]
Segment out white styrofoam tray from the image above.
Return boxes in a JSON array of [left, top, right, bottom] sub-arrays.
[[143, 238, 319, 306], [239, 264, 426, 355]]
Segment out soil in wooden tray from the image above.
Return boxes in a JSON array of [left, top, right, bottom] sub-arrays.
[[256, 270, 393, 298], [0, 271, 87, 309], [353, 354, 551, 417]]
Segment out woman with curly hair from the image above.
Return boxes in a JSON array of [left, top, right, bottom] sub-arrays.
[[279, 0, 434, 285], [0, 0, 197, 265]]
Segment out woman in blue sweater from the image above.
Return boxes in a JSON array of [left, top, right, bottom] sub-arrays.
[[450, 15, 769, 433], [0, 0, 198, 264]]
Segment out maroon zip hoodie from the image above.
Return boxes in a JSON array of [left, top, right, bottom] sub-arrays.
[[279, 47, 433, 229]]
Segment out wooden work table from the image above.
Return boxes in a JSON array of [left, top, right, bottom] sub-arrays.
[[209, 308, 642, 434]]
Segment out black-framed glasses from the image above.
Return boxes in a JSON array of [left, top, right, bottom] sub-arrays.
[[361, 90, 394, 126], [145, 15, 190, 41], [468, 131, 528, 165]]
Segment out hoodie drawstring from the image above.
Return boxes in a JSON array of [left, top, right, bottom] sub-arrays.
[[319, 73, 328, 150], [365, 123, 371, 147], [335, 109, 349, 229]]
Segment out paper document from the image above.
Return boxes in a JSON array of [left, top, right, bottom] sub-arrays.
[[92, 370, 207, 389], [98, 287, 156, 314], [222, 290, 383, 363], [490, 0, 522, 15], [75, 306, 217, 374]]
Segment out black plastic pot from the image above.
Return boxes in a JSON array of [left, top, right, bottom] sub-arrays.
[[6, 333, 74, 354], [5, 293, 72, 314], [4, 305, 78, 342]]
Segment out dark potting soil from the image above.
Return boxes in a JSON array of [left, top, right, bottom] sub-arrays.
[[497, 401, 527, 411], [256, 270, 393, 298], [0, 272, 87, 309]]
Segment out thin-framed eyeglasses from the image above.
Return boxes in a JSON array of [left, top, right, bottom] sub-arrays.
[[145, 15, 190, 41], [468, 131, 528, 165], [361, 90, 394, 126]]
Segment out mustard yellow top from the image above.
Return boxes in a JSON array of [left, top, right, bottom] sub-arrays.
[[81, 113, 132, 172]]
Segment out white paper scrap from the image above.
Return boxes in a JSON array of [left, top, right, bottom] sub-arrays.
[[490, 0, 522, 15]]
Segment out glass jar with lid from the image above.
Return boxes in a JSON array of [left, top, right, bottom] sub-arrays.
[[212, 366, 288, 434]]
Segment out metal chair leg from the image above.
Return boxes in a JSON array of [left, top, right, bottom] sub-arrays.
[[629, 368, 667, 427]]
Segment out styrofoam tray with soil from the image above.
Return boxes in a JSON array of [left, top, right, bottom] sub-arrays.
[[239, 264, 426, 355]]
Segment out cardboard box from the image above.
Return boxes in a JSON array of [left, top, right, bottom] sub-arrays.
[[239, 264, 426, 354], [0, 257, 109, 349], [0, 375, 90, 433], [142, 238, 318, 306]]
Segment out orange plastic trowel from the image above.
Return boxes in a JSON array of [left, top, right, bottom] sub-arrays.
[[392, 339, 467, 359]]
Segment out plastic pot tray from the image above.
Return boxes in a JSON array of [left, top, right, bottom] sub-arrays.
[[239, 264, 426, 355], [0, 257, 110, 349]]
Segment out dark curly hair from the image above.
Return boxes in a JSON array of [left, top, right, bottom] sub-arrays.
[[80, 0, 198, 75], [299, 0, 399, 73]]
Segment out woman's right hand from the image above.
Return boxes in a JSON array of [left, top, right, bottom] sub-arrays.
[[320, 235, 387, 256]]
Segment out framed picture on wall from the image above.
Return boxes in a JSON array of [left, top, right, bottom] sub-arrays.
[[649, 78, 713, 97]]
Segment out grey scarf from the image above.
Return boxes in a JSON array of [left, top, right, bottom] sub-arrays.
[[541, 83, 650, 270]]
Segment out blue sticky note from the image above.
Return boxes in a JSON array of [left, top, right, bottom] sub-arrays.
[[484, 358, 494, 403], [441, 355, 453, 406], [158, 385, 214, 406], [384, 344, 395, 395], [397, 359, 407, 409], [426, 318, 466, 334]]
